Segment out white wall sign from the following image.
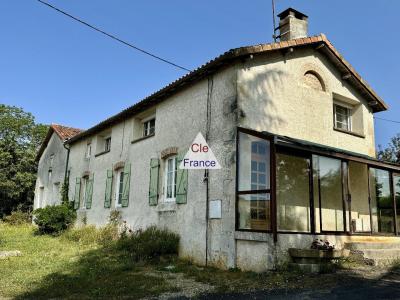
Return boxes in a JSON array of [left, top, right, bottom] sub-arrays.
[[209, 199, 222, 219]]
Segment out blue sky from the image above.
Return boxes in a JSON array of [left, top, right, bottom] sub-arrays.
[[0, 0, 399, 148]]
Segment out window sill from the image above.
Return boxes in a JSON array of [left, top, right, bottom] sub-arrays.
[[131, 133, 155, 145], [157, 202, 177, 212], [334, 128, 365, 139], [95, 150, 110, 157], [234, 231, 272, 242]]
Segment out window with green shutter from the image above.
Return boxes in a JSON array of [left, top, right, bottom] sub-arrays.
[[176, 151, 188, 204], [121, 163, 131, 207], [149, 158, 160, 206], [85, 174, 94, 209], [73, 177, 81, 209], [104, 169, 113, 208]]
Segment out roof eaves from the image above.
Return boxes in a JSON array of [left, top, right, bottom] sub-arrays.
[[67, 34, 388, 144]]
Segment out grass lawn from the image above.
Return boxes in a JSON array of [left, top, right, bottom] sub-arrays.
[[0, 224, 176, 299], [0, 223, 345, 299]]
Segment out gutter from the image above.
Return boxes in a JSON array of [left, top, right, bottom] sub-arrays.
[[63, 140, 71, 200]]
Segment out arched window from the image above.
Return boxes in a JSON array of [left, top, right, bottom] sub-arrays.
[[303, 71, 325, 92]]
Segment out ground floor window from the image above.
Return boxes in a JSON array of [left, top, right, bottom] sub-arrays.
[[235, 127, 400, 236], [348, 162, 371, 233], [370, 168, 394, 234], [115, 170, 124, 207], [82, 177, 88, 209], [164, 155, 177, 202], [276, 152, 311, 232], [237, 130, 271, 231], [313, 155, 345, 232], [394, 174, 400, 233]]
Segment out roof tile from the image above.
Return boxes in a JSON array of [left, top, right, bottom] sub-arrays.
[[51, 124, 83, 141]]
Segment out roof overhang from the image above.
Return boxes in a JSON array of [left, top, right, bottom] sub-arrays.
[[67, 34, 388, 145], [35, 126, 56, 162]]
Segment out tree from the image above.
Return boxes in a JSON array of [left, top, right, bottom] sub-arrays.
[[377, 134, 400, 164], [0, 104, 47, 217]]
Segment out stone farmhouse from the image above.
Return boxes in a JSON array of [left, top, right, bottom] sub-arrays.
[[35, 9, 400, 271]]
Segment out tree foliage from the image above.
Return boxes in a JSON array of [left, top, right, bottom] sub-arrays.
[[377, 134, 400, 164], [0, 104, 47, 217]]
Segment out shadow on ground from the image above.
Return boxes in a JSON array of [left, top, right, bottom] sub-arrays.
[[15, 245, 177, 299], [15, 243, 400, 300], [193, 265, 400, 300]]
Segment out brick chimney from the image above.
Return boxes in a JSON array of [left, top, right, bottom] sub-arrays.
[[277, 8, 308, 41]]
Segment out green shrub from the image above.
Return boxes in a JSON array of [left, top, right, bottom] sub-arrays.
[[62, 224, 119, 246], [33, 204, 76, 235], [116, 226, 180, 261], [3, 210, 31, 225]]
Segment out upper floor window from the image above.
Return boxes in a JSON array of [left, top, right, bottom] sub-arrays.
[[143, 118, 155, 137], [104, 137, 111, 152], [85, 143, 92, 159], [49, 154, 54, 167], [334, 104, 352, 131]]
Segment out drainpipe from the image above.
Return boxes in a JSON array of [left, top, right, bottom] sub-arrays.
[[63, 140, 71, 201], [204, 76, 213, 266]]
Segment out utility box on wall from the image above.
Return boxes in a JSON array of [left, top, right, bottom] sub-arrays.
[[209, 199, 222, 219]]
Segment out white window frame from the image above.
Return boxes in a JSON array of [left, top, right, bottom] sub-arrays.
[[86, 143, 92, 159], [142, 117, 156, 137], [164, 156, 177, 202], [334, 103, 352, 131], [81, 177, 88, 209], [115, 169, 124, 207]]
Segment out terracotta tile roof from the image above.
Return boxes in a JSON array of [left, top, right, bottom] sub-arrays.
[[36, 124, 83, 161], [67, 34, 388, 144], [51, 124, 82, 141]]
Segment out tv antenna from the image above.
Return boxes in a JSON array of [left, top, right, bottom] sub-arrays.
[[272, 0, 278, 42]]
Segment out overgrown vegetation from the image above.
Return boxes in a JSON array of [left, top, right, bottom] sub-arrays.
[[33, 204, 76, 235], [62, 224, 119, 246], [2, 210, 31, 225], [116, 226, 180, 261]]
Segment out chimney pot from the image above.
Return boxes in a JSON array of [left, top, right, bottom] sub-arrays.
[[277, 8, 308, 41]]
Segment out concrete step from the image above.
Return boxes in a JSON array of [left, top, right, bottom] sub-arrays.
[[289, 262, 335, 273], [345, 242, 400, 251], [345, 242, 400, 266], [362, 249, 400, 260]]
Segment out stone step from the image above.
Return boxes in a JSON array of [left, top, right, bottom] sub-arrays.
[[289, 262, 335, 273], [362, 249, 400, 260], [345, 242, 400, 251]]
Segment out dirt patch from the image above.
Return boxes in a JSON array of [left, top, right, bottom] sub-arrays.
[[0, 250, 21, 259], [144, 270, 215, 299]]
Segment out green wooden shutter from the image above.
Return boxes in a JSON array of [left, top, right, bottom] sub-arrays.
[[85, 174, 94, 209], [149, 158, 160, 206], [73, 177, 81, 209], [121, 163, 131, 207], [176, 151, 188, 204], [104, 169, 113, 208]]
